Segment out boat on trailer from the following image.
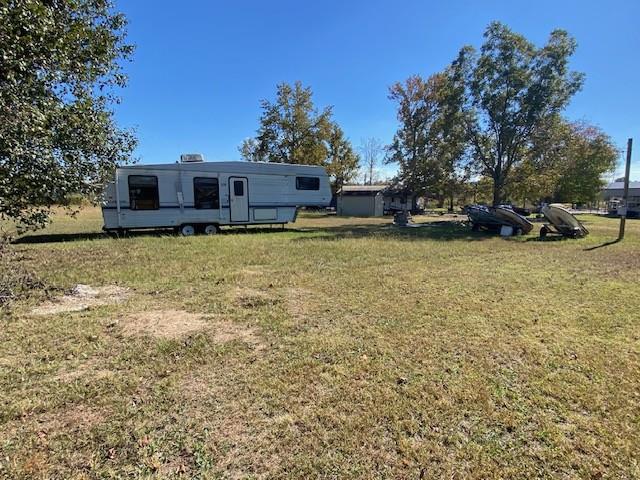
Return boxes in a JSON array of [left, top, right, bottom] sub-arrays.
[[494, 206, 534, 234], [101, 155, 332, 235], [466, 205, 505, 231], [540, 204, 589, 238], [466, 204, 533, 235]]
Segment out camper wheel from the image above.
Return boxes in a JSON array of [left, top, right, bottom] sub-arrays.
[[180, 224, 196, 236], [203, 224, 219, 235]]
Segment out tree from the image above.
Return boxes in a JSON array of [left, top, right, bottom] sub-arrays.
[[387, 64, 470, 207], [552, 121, 618, 204], [326, 125, 360, 190], [387, 75, 442, 197], [359, 137, 383, 185], [240, 81, 358, 188], [242, 81, 332, 165], [465, 22, 584, 205], [239, 138, 263, 162], [0, 0, 136, 229], [432, 51, 472, 210], [504, 114, 569, 206], [505, 118, 618, 205]]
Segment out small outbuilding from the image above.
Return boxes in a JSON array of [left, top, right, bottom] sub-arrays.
[[337, 185, 386, 217], [336, 185, 420, 217]]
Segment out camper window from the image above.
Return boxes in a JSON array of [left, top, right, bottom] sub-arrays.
[[128, 175, 159, 210], [233, 180, 244, 196], [194, 177, 220, 209], [296, 176, 320, 190]]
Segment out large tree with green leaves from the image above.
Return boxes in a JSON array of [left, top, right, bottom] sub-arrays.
[[240, 81, 359, 187], [464, 22, 584, 205], [387, 61, 470, 207], [432, 50, 472, 210], [245, 81, 332, 165], [326, 124, 360, 190], [0, 0, 136, 229], [506, 118, 618, 206], [552, 122, 617, 204], [387, 75, 442, 197]]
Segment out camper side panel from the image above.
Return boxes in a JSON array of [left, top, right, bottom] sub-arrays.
[[115, 169, 180, 228]]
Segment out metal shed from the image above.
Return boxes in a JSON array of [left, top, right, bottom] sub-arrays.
[[337, 185, 386, 217]]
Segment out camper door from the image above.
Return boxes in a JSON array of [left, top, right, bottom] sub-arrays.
[[229, 177, 249, 222]]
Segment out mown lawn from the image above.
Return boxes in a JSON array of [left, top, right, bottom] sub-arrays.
[[1, 208, 639, 479]]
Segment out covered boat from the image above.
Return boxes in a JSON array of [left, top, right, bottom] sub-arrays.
[[466, 205, 508, 231], [540, 204, 589, 238], [494, 206, 534, 234]]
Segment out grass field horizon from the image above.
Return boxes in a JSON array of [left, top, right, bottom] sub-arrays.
[[1, 208, 639, 478]]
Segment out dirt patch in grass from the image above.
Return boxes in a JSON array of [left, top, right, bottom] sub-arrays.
[[35, 404, 106, 434], [119, 309, 208, 339], [52, 358, 114, 384], [119, 309, 265, 349], [208, 320, 265, 351], [31, 284, 129, 315]]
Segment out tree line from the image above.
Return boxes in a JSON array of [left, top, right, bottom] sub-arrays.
[[240, 22, 618, 208], [0, 1, 619, 229]]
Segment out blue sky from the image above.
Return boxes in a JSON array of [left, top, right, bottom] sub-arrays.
[[113, 0, 640, 180]]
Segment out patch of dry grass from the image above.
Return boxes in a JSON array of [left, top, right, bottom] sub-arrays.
[[1, 207, 639, 478]]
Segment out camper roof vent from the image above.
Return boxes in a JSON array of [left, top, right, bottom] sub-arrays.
[[180, 153, 204, 163]]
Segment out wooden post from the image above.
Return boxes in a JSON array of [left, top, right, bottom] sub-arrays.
[[619, 138, 633, 240]]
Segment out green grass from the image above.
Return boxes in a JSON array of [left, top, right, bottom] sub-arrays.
[[1, 208, 639, 478]]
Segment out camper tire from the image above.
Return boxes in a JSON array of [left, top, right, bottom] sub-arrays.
[[180, 224, 196, 236], [204, 224, 219, 235]]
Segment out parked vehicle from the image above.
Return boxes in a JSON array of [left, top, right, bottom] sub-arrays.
[[101, 156, 332, 235]]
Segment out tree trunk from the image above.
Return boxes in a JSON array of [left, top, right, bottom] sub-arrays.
[[492, 179, 502, 206]]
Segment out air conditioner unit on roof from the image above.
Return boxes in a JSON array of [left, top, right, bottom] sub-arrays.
[[180, 153, 204, 163]]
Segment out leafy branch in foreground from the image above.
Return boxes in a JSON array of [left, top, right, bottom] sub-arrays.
[[0, 0, 137, 229]]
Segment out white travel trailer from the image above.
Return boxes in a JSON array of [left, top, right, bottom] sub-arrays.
[[101, 157, 331, 235]]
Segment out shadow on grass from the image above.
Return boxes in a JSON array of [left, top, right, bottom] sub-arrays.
[[583, 239, 621, 251], [12, 225, 303, 244], [292, 221, 492, 242], [13, 221, 490, 244], [524, 235, 569, 243], [12, 229, 177, 244], [13, 231, 111, 244]]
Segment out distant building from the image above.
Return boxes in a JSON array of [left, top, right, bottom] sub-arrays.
[[602, 181, 640, 217], [336, 185, 420, 217]]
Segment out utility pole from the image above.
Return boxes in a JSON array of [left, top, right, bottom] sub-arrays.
[[618, 138, 633, 240]]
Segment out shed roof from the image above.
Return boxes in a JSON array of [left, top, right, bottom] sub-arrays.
[[338, 184, 419, 197], [340, 184, 389, 192], [603, 181, 640, 191], [338, 184, 389, 196]]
